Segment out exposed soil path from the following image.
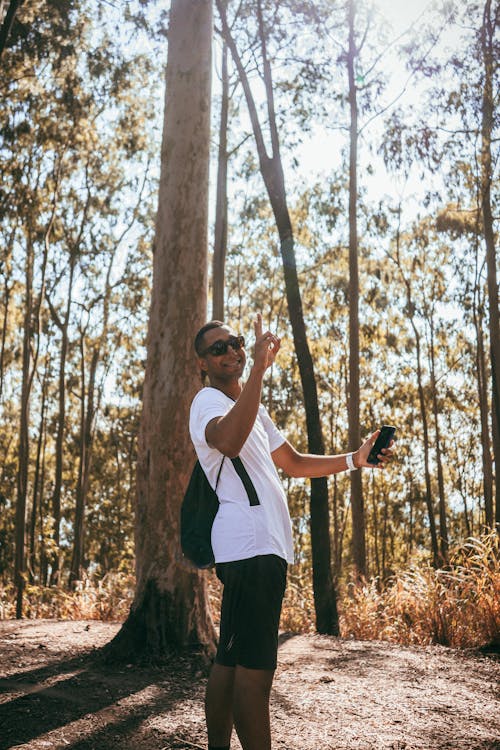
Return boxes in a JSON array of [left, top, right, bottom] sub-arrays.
[[0, 620, 498, 750]]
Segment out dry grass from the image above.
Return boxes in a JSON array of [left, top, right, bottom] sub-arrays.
[[1, 534, 498, 649], [0, 572, 134, 621], [340, 532, 500, 648]]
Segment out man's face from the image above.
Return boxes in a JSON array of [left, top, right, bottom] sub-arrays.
[[198, 325, 246, 381]]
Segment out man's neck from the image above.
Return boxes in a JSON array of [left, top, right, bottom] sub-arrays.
[[207, 378, 242, 401]]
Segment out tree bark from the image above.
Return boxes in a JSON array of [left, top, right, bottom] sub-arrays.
[[480, 0, 500, 526], [347, 0, 366, 579], [0, 0, 24, 57], [0, 228, 15, 401], [473, 266, 494, 527], [105, 0, 216, 660], [212, 27, 229, 320], [47, 255, 76, 585], [70, 338, 98, 586], [29, 354, 49, 583], [15, 234, 33, 617], [15, 199, 50, 611], [429, 321, 448, 562], [392, 234, 439, 566]]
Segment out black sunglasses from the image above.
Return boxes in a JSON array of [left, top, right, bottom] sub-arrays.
[[200, 335, 245, 357]]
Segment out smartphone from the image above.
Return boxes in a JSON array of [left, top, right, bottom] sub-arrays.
[[367, 425, 396, 465]]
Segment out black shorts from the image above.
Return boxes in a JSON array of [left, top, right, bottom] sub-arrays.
[[215, 554, 287, 671]]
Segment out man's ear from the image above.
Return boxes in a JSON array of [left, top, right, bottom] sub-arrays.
[[198, 357, 208, 382]]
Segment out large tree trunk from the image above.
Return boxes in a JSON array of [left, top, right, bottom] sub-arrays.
[[480, 0, 500, 526], [217, 0, 339, 634], [347, 0, 366, 579], [105, 0, 216, 660]]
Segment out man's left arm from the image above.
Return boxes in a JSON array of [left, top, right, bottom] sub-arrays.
[[271, 431, 394, 478]]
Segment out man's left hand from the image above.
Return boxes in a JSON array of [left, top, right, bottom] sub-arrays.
[[355, 430, 395, 469]]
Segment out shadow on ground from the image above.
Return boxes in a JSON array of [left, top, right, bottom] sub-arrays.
[[0, 649, 204, 750]]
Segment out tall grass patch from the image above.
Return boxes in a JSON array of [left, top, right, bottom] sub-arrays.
[[341, 532, 500, 647]]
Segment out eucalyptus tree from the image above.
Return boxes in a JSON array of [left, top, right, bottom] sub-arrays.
[[216, 0, 340, 634], [106, 0, 215, 659], [213, 20, 230, 320], [479, 0, 500, 524], [345, 0, 365, 578]]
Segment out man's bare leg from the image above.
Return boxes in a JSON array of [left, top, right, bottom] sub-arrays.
[[205, 663, 235, 748], [233, 666, 275, 750]]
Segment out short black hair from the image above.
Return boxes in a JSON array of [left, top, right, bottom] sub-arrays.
[[194, 320, 224, 356]]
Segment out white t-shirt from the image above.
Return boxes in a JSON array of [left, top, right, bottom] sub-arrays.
[[189, 386, 294, 564]]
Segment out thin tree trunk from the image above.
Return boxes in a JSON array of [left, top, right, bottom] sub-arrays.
[[347, 0, 366, 579], [15, 235, 33, 617], [15, 205, 49, 610], [413, 324, 439, 566], [70, 341, 98, 585], [47, 256, 75, 585], [407, 474, 414, 559], [392, 232, 439, 565], [106, 0, 215, 660], [382, 494, 388, 580], [29, 354, 49, 583], [0, 228, 15, 401], [212, 29, 229, 320], [217, 0, 339, 634], [472, 208, 494, 527], [38, 407, 49, 585], [480, 0, 500, 526], [370, 478, 380, 580], [69, 168, 149, 585], [429, 322, 448, 562], [0, 0, 23, 57]]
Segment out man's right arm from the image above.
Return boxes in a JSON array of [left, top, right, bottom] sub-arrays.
[[205, 363, 267, 457], [205, 315, 280, 458]]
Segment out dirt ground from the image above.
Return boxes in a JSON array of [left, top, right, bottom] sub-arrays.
[[0, 620, 499, 750]]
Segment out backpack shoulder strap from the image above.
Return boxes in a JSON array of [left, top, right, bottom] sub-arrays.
[[215, 456, 225, 491], [230, 456, 260, 506]]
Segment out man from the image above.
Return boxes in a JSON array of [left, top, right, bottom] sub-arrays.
[[189, 314, 393, 750]]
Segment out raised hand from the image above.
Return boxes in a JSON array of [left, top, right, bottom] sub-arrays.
[[253, 313, 281, 372]]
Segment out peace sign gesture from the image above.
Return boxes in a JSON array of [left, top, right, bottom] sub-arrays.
[[253, 313, 280, 373]]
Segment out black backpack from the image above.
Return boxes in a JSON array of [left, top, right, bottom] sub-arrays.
[[180, 455, 259, 569]]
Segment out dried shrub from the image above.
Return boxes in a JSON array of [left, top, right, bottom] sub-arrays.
[[280, 570, 315, 633], [341, 532, 500, 648], [2, 534, 497, 651], [0, 572, 135, 621]]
